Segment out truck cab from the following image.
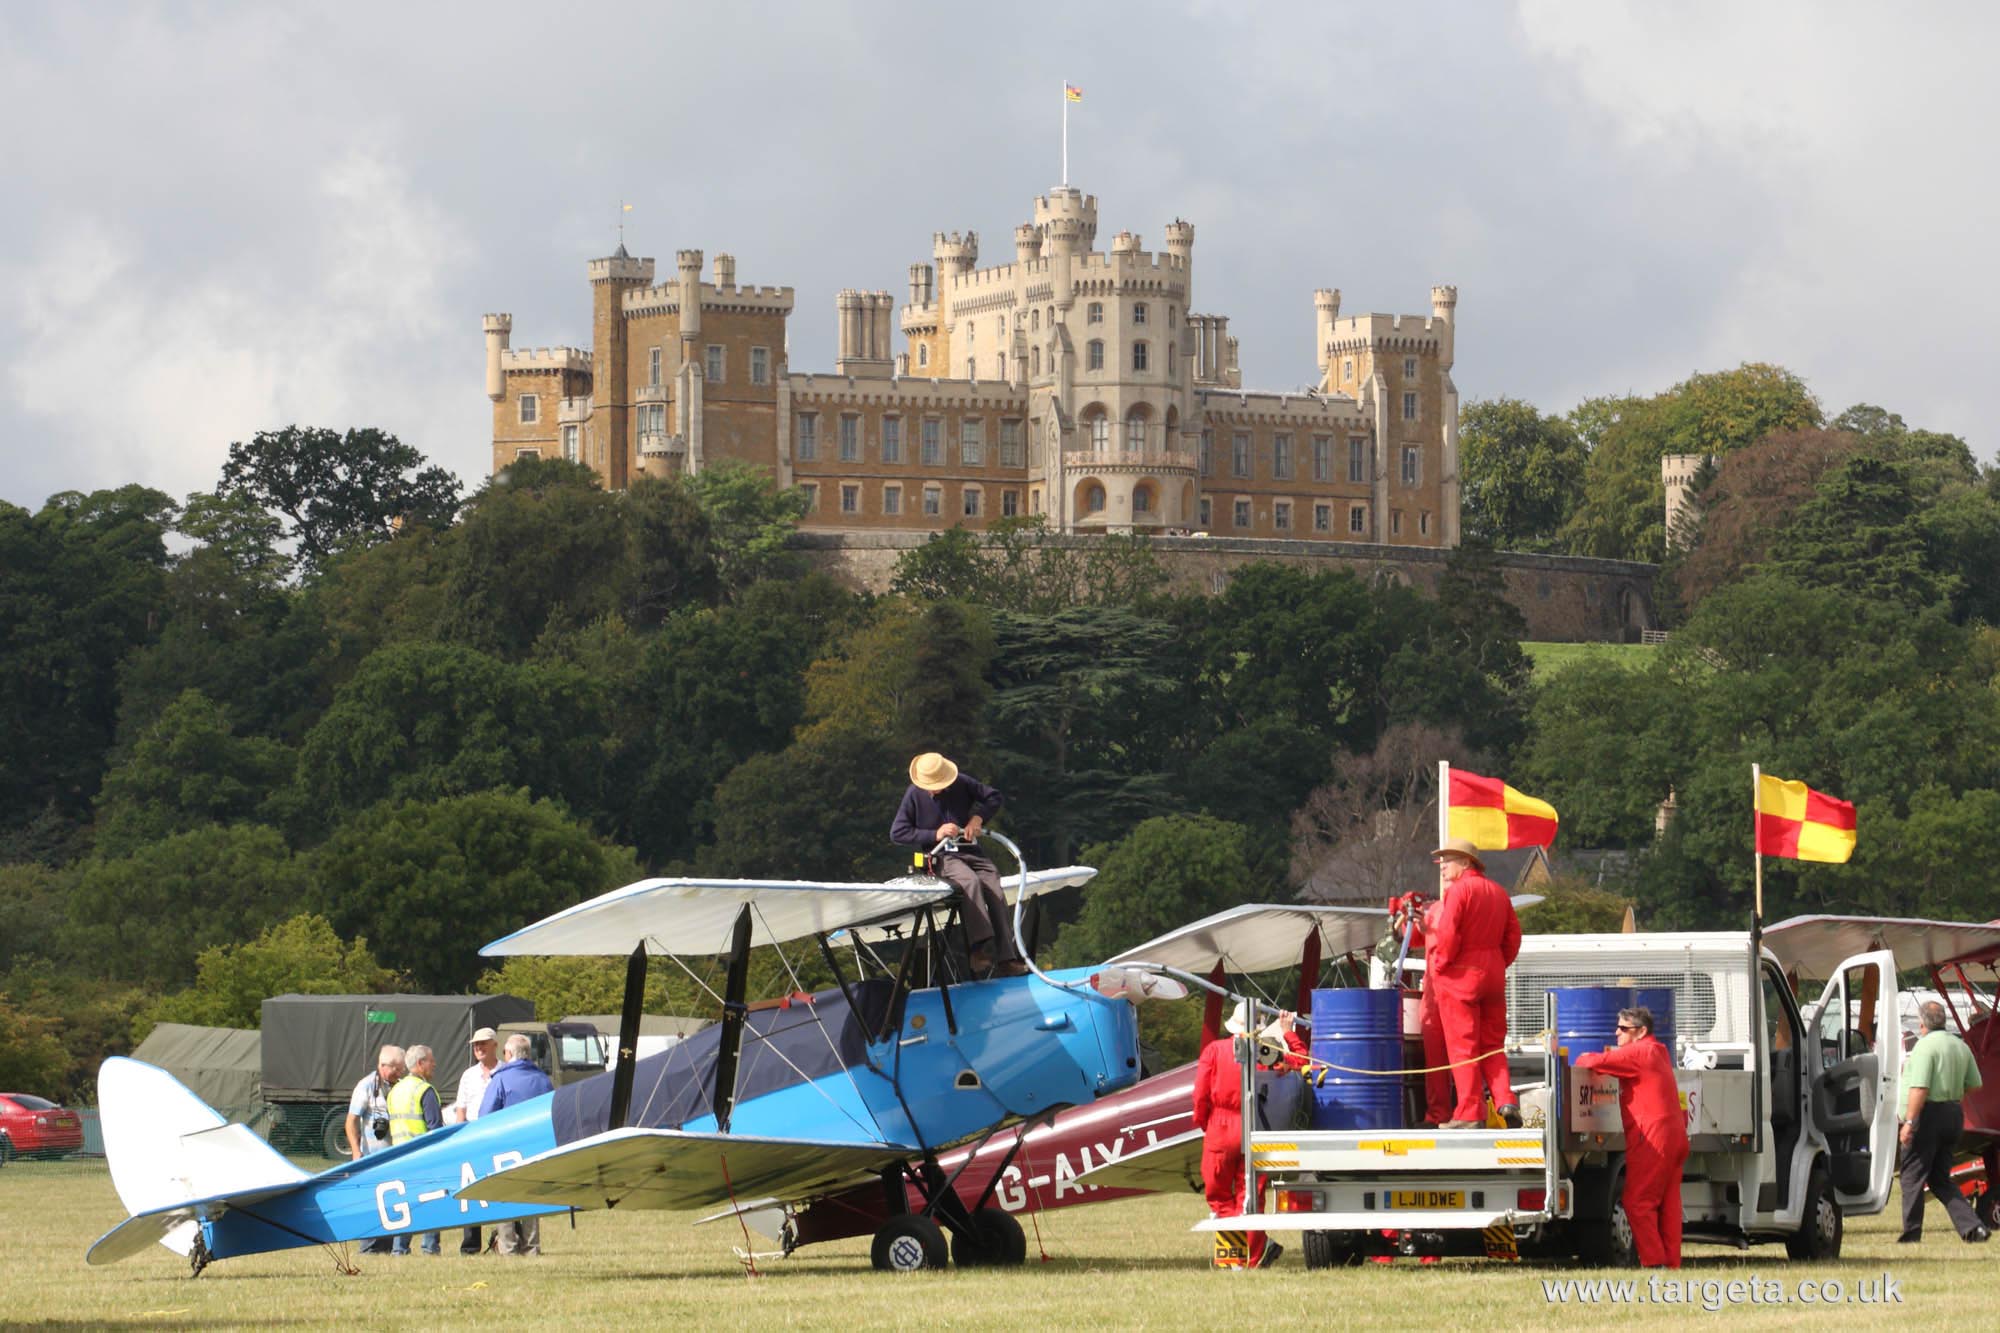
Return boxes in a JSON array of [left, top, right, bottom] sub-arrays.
[[1193, 932, 1901, 1265]]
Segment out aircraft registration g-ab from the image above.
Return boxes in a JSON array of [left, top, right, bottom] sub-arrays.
[[87, 834, 1152, 1275]]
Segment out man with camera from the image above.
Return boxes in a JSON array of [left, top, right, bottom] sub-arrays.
[[344, 1045, 406, 1255]]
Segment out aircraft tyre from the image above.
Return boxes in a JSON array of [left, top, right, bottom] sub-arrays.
[[1785, 1162, 1842, 1260], [1979, 1189, 2000, 1232], [1302, 1230, 1360, 1269], [872, 1214, 950, 1273], [950, 1207, 1027, 1267]]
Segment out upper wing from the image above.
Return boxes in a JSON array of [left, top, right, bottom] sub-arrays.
[[455, 1127, 921, 1211], [1765, 914, 2000, 978], [481, 879, 954, 958], [1101, 904, 1389, 975], [831, 865, 1098, 945], [1070, 1128, 1205, 1194]]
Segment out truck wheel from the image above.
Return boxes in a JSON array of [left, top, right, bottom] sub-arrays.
[[1302, 1229, 1361, 1269], [871, 1214, 949, 1272], [321, 1108, 350, 1160], [1785, 1164, 1843, 1260], [950, 1207, 1027, 1267], [1575, 1165, 1638, 1267]]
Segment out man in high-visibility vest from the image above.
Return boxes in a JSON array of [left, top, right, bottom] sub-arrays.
[[386, 1044, 445, 1256]]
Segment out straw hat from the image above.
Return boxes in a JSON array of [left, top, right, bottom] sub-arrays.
[[908, 752, 959, 792], [1431, 837, 1485, 871], [1225, 1001, 1287, 1040]]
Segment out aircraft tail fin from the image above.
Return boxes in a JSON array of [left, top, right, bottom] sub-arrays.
[[88, 1057, 310, 1264]]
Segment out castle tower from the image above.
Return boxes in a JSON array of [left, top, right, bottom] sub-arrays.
[[908, 263, 934, 309], [1432, 284, 1460, 545], [713, 253, 736, 290], [1662, 453, 1711, 547], [1313, 289, 1341, 377], [933, 231, 978, 278], [1014, 223, 1042, 265], [587, 243, 654, 487], [1163, 218, 1194, 264], [1034, 188, 1097, 315], [1430, 285, 1457, 370], [483, 313, 512, 401]]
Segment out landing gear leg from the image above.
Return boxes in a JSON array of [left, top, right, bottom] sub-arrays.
[[189, 1231, 212, 1279]]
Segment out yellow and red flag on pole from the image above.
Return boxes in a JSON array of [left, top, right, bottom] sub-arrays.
[[1064, 83, 1084, 102], [1755, 773, 1856, 863], [1445, 766, 1558, 850]]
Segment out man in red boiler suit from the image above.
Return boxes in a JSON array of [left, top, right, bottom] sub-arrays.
[[1575, 1006, 1688, 1267], [1192, 1001, 1306, 1268], [1427, 838, 1522, 1129]]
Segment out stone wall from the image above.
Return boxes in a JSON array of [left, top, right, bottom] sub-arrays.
[[793, 531, 1657, 643]]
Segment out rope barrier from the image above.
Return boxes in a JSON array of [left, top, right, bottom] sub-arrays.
[[1284, 1029, 1554, 1080]]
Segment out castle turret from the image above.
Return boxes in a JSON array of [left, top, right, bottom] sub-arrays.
[[1314, 289, 1342, 374], [483, 313, 512, 401], [1110, 230, 1142, 256], [1431, 284, 1457, 370], [1163, 218, 1194, 264], [1014, 222, 1042, 265], [908, 263, 934, 309], [835, 289, 894, 377], [1033, 187, 1098, 258], [933, 231, 978, 277], [676, 249, 704, 340], [713, 253, 736, 290]]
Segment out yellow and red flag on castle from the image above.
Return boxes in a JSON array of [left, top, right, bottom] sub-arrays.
[[1064, 83, 1084, 102], [1755, 773, 1856, 863], [1445, 765, 1559, 850]]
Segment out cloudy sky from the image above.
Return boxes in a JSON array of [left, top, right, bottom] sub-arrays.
[[4, 1, 1994, 511]]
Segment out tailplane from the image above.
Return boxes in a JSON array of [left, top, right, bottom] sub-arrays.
[[87, 1057, 309, 1265]]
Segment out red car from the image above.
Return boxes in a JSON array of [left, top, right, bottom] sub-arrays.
[[0, 1093, 84, 1161]]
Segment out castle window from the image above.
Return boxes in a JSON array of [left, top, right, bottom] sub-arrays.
[[1312, 435, 1331, 482], [1273, 434, 1293, 480], [1349, 504, 1367, 535], [1032, 309, 1041, 331], [751, 347, 770, 384], [1404, 356, 1418, 379], [1348, 438, 1367, 483], [963, 487, 982, 518], [1314, 503, 1331, 533], [966, 360, 975, 379], [1031, 347, 1041, 376], [921, 418, 942, 466], [841, 484, 860, 515], [1274, 501, 1292, 531], [1088, 413, 1110, 450], [1199, 429, 1213, 476], [706, 345, 725, 382], [1420, 510, 1432, 537], [1198, 497, 1212, 528], [1401, 446, 1420, 485], [796, 412, 818, 460], [801, 483, 818, 511], [1392, 509, 1403, 536], [961, 419, 985, 467], [884, 484, 901, 515], [1087, 340, 1104, 371], [519, 394, 539, 424], [1000, 419, 1024, 468], [882, 416, 903, 463], [650, 347, 663, 386], [1231, 433, 1251, 479], [997, 315, 1006, 335], [1031, 487, 1042, 514], [1133, 486, 1152, 514], [515, 446, 541, 461], [1343, 357, 1354, 381], [1402, 391, 1418, 421], [996, 354, 1006, 380], [1002, 489, 1019, 517], [967, 322, 974, 343], [1084, 484, 1106, 513], [1132, 341, 1149, 372], [1133, 302, 1148, 325], [563, 425, 579, 461], [1088, 302, 1104, 324], [840, 414, 860, 462], [917, 344, 929, 368], [1125, 410, 1148, 452], [1233, 499, 1251, 529], [923, 485, 942, 516]]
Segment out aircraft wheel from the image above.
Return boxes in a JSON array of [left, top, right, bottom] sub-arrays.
[[872, 1214, 949, 1273], [1979, 1189, 2000, 1232], [951, 1207, 1027, 1267]]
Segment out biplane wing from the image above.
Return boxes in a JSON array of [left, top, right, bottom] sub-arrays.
[[1070, 1127, 1204, 1194], [831, 865, 1098, 944], [1765, 914, 2000, 979], [1101, 903, 1389, 975], [455, 1125, 921, 1211]]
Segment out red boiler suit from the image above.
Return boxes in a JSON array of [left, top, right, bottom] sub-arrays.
[[1192, 1031, 1308, 1264], [1427, 870, 1522, 1122], [1401, 902, 1454, 1125], [1576, 1036, 1689, 1268]]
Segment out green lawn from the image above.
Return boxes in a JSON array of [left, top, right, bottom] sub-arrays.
[[1523, 641, 1656, 681], [2, 1156, 1979, 1329]]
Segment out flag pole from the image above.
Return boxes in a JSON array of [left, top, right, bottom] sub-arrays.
[[1061, 83, 1069, 186], [1437, 760, 1449, 848], [1751, 762, 1764, 959]]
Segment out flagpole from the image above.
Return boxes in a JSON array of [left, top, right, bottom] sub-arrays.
[[1437, 760, 1449, 848], [1751, 763, 1765, 965], [1061, 83, 1069, 186]]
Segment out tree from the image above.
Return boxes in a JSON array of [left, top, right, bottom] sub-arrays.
[[1516, 658, 1684, 849], [217, 426, 461, 574], [625, 475, 719, 624], [800, 599, 994, 762], [1457, 398, 1587, 551], [699, 729, 907, 881], [0, 999, 69, 1094], [1291, 723, 1477, 905], [890, 528, 986, 603], [441, 462, 628, 658], [1516, 878, 1636, 933], [314, 790, 640, 992], [684, 459, 811, 595], [0, 863, 64, 972], [1051, 815, 1281, 967], [1668, 429, 1858, 611], [1767, 453, 1953, 613], [139, 914, 402, 1035], [94, 690, 296, 857]]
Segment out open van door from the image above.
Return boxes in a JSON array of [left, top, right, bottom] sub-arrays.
[[1805, 950, 1901, 1213]]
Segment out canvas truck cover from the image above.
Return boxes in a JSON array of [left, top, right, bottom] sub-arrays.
[[131, 1023, 264, 1112], [260, 994, 536, 1101]]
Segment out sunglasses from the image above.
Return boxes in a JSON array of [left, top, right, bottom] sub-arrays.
[[1615, 1024, 1641, 1032]]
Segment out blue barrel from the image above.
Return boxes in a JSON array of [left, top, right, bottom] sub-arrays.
[[1308, 988, 1403, 1130], [1551, 987, 1676, 1064]]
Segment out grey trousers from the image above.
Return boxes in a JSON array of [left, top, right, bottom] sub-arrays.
[[1899, 1100, 1981, 1240], [494, 1217, 541, 1255], [936, 852, 1018, 960]]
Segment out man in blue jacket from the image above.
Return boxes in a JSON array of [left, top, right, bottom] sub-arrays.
[[480, 1034, 555, 1255], [892, 752, 1024, 978]]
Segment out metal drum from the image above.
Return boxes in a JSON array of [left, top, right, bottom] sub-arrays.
[[1308, 988, 1403, 1130], [1550, 986, 1676, 1064]]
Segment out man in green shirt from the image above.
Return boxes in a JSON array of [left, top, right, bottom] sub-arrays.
[[1897, 1000, 1988, 1243]]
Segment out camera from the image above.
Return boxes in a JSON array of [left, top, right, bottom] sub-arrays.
[[371, 1116, 391, 1143]]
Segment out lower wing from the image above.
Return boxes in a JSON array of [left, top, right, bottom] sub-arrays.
[[1070, 1128, 1205, 1194], [455, 1126, 919, 1212]]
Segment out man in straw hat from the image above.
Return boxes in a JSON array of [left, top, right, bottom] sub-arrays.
[[1427, 837, 1522, 1129], [892, 752, 1026, 978], [1192, 1001, 1306, 1268]]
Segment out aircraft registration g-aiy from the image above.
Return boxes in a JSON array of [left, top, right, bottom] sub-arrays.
[[89, 843, 1147, 1275]]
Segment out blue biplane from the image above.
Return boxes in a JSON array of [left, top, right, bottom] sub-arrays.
[[88, 843, 1143, 1274]]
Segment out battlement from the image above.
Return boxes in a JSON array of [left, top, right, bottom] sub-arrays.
[[787, 371, 1031, 410], [1195, 387, 1367, 421], [623, 282, 795, 316], [588, 253, 655, 284], [1431, 284, 1458, 309], [483, 312, 513, 333], [502, 346, 592, 373], [1326, 311, 1447, 351]]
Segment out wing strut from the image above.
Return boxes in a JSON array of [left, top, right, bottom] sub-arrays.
[[607, 943, 647, 1130], [711, 904, 754, 1134]]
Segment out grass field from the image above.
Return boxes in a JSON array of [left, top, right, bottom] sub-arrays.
[[2, 1157, 1985, 1330], [1523, 641, 1657, 681]]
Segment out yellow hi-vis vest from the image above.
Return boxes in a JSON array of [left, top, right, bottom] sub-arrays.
[[386, 1074, 434, 1146]]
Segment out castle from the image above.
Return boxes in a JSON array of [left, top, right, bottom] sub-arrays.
[[485, 185, 1461, 548]]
